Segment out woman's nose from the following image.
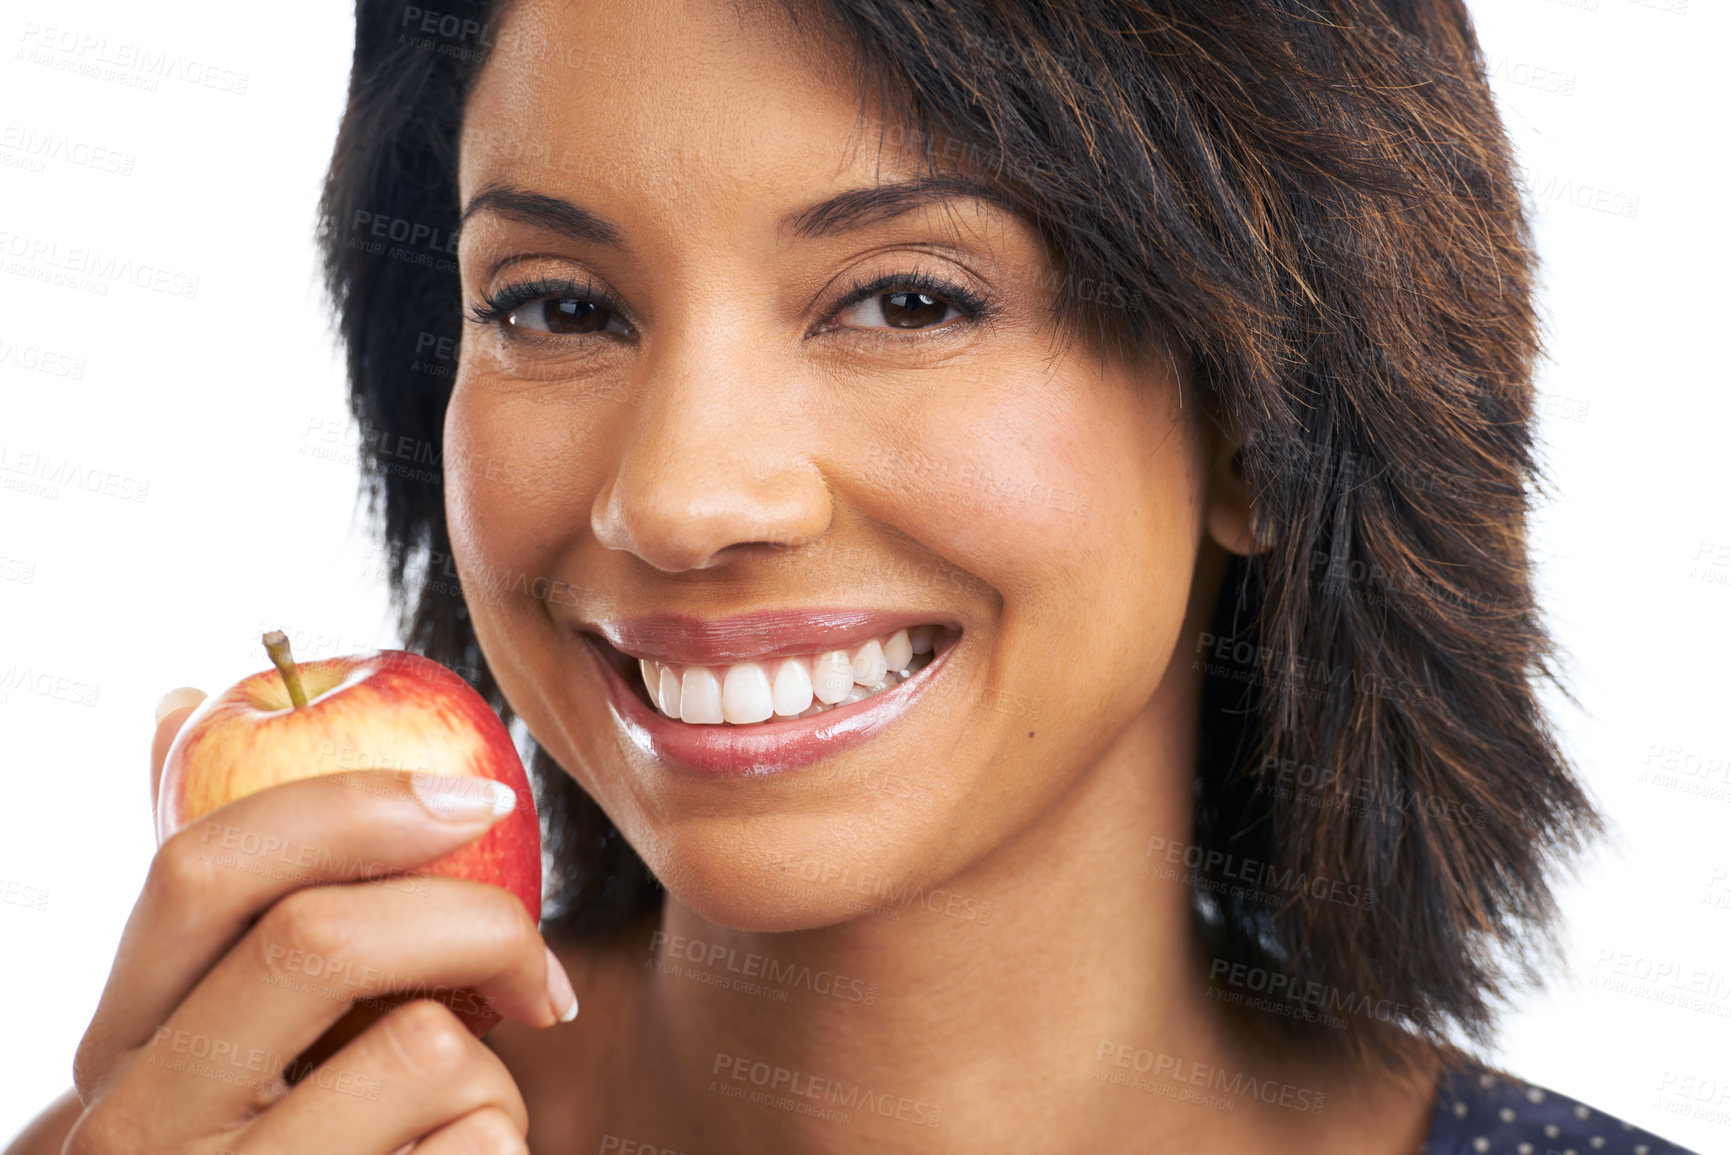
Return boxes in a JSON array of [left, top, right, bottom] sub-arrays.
[[589, 340, 833, 573]]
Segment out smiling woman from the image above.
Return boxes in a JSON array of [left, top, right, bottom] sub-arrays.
[[315, 0, 1682, 1150], [7, 1, 1702, 1154]]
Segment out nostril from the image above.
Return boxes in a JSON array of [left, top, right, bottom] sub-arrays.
[[589, 494, 748, 572], [589, 457, 833, 573]]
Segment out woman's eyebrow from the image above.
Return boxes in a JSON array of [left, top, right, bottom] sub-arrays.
[[459, 182, 623, 245], [457, 175, 1011, 246], [784, 175, 1012, 239]]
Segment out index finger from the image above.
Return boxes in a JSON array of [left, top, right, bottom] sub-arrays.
[[75, 768, 519, 1100]]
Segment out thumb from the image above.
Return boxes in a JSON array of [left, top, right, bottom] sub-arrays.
[[151, 687, 207, 823]]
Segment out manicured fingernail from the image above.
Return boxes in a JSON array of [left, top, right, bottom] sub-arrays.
[[545, 944, 578, 1023], [154, 687, 206, 725], [409, 773, 516, 821]]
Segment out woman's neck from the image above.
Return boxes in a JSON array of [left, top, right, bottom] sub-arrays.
[[584, 692, 1439, 1154]]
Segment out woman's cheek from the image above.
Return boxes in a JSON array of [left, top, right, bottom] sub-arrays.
[[442, 372, 603, 614], [836, 360, 1203, 723], [843, 358, 1200, 611]]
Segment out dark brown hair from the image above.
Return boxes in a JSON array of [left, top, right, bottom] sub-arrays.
[[318, 0, 1599, 1070]]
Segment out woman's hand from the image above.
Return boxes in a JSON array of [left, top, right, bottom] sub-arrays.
[[48, 687, 573, 1154]]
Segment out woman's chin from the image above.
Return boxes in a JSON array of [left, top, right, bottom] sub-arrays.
[[647, 834, 938, 934]]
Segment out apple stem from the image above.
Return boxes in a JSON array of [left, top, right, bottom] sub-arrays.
[[262, 630, 310, 709]]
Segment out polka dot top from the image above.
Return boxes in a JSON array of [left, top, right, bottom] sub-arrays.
[[1421, 1065, 1700, 1155]]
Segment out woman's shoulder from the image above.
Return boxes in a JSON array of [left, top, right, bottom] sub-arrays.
[[1421, 1062, 1700, 1155]]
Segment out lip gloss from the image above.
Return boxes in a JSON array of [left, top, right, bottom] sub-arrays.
[[580, 630, 961, 777]]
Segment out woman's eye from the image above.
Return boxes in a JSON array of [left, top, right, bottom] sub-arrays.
[[833, 289, 961, 330], [505, 297, 628, 335]]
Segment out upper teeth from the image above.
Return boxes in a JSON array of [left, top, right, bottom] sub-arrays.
[[635, 625, 937, 725]]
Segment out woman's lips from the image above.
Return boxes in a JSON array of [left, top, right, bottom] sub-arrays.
[[587, 608, 959, 665], [577, 628, 961, 777]]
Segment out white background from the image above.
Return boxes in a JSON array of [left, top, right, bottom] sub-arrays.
[[1, 0, 1726, 1148]]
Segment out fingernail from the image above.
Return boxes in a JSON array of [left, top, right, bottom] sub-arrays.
[[154, 687, 206, 725], [545, 944, 578, 1023], [409, 773, 516, 821]]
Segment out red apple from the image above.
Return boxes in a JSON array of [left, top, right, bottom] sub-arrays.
[[156, 632, 541, 1062]]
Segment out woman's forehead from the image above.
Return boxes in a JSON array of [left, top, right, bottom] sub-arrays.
[[452, 3, 1028, 262], [459, 0, 889, 193]]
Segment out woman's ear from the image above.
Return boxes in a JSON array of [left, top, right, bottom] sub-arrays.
[[1204, 439, 1266, 557], [1158, 337, 1268, 557]]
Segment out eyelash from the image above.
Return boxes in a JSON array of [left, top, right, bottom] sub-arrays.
[[466, 270, 996, 336], [468, 276, 620, 329], [822, 270, 996, 331]]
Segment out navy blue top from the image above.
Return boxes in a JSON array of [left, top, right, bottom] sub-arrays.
[[1422, 1064, 1700, 1154]]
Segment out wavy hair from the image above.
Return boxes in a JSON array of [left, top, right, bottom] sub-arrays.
[[317, 0, 1599, 1070]]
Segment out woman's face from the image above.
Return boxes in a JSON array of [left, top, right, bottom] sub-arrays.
[[449, 0, 1250, 930]]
